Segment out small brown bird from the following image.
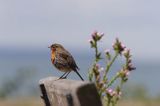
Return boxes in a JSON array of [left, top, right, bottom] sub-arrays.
[[48, 43, 84, 81]]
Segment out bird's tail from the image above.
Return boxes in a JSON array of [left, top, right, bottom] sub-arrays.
[[74, 70, 84, 81]]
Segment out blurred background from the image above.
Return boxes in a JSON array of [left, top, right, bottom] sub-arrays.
[[0, 0, 160, 106]]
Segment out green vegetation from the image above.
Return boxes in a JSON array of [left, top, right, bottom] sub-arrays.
[[0, 68, 36, 99], [88, 31, 135, 106]]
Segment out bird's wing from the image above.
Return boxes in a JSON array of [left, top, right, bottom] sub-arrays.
[[58, 50, 79, 70], [55, 51, 68, 65]]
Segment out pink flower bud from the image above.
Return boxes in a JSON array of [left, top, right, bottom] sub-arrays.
[[125, 71, 130, 76], [117, 92, 122, 98], [98, 67, 104, 73], [95, 63, 100, 69], [104, 49, 110, 54], [92, 30, 98, 36], [88, 39, 92, 43], [107, 88, 113, 94], [121, 43, 126, 49], [106, 88, 117, 96]]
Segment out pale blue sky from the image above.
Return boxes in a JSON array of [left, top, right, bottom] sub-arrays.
[[0, 0, 160, 59]]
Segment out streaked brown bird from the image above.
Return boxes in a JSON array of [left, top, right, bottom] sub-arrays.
[[48, 43, 84, 81]]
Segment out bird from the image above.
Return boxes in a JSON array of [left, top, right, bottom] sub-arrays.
[[48, 43, 84, 81]]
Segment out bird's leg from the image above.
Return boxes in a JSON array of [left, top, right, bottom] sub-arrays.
[[74, 70, 84, 81], [59, 72, 68, 79], [62, 71, 71, 79]]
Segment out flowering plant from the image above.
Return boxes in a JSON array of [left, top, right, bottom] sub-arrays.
[[88, 31, 136, 106]]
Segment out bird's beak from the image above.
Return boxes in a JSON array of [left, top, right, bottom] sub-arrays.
[[48, 46, 51, 48]]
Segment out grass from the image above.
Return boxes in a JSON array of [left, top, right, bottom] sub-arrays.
[[0, 98, 160, 106], [119, 100, 160, 106], [0, 98, 43, 106]]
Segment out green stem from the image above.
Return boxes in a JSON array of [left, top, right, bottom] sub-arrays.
[[107, 98, 111, 106], [100, 52, 119, 95], [95, 41, 99, 62], [103, 51, 119, 81], [88, 41, 99, 81], [106, 73, 120, 88], [112, 101, 115, 106], [100, 73, 120, 96], [120, 79, 124, 89]]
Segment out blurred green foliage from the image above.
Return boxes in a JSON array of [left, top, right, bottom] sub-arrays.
[[0, 68, 35, 99], [122, 83, 149, 100]]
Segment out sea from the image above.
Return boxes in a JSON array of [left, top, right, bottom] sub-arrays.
[[0, 49, 159, 97]]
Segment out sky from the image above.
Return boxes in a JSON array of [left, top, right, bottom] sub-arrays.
[[0, 0, 160, 59]]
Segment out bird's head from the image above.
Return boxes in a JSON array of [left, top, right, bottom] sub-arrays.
[[48, 43, 64, 51]]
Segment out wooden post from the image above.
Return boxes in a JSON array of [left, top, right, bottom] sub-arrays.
[[39, 77, 102, 106]]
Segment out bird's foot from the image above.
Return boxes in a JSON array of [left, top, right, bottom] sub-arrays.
[[58, 76, 67, 80], [61, 76, 67, 79]]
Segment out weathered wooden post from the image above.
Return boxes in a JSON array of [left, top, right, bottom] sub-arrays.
[[39, 77, 102, 106]]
